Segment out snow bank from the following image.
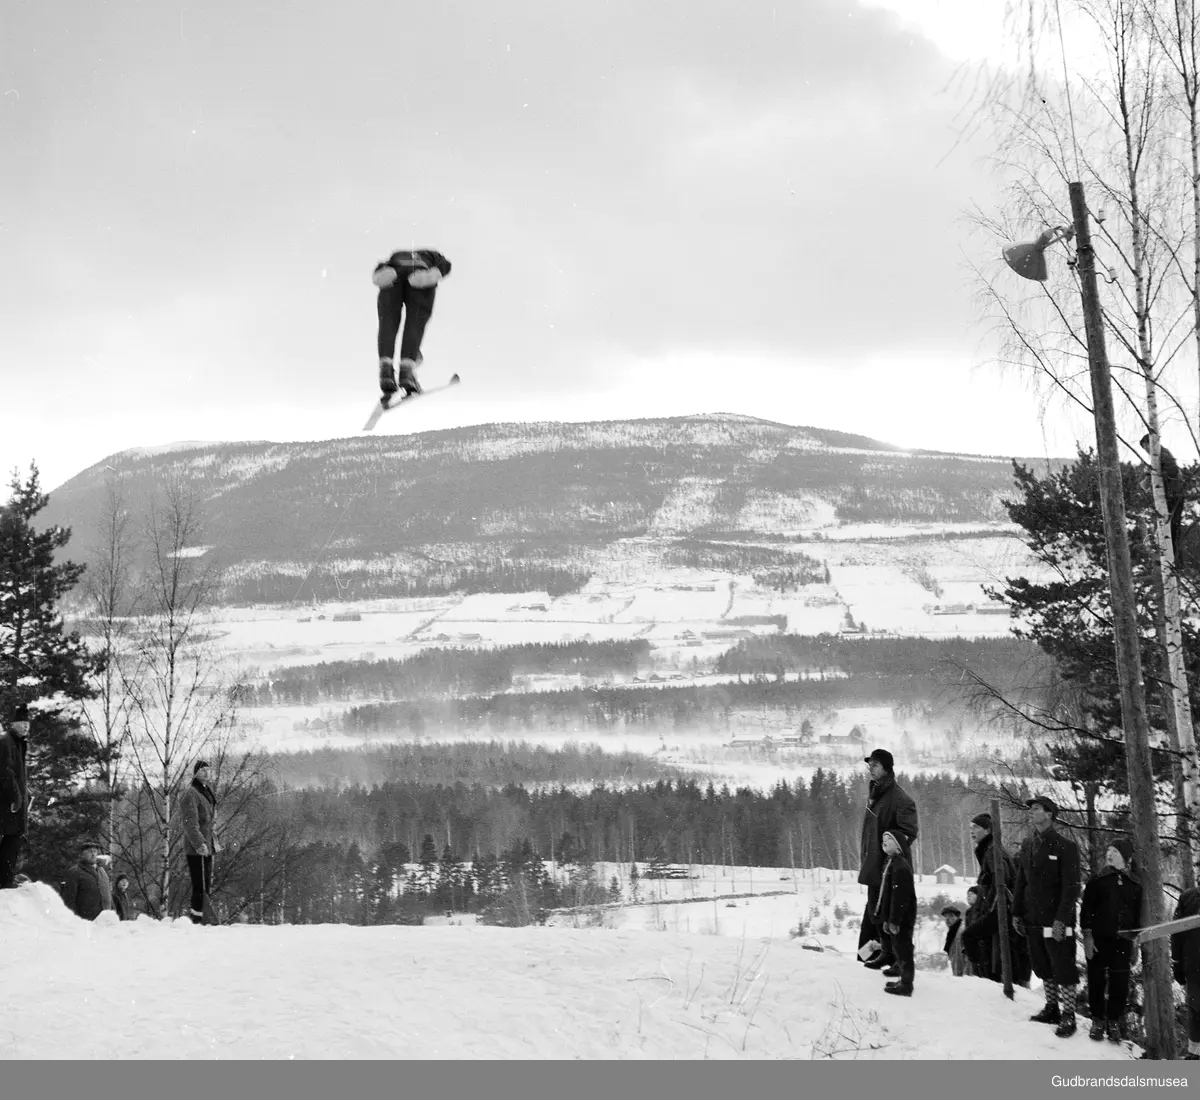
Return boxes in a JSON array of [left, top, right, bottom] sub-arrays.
[[0, 881, 1141, 1060]]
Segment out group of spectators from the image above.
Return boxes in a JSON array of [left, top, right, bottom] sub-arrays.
[[854, 746, 1200, 1058], [2, 707, 220, 926]]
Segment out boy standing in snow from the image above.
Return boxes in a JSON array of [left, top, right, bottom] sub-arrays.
[[372, 248, 453, 399], [941, 905, 969, 976], [1079, 837, 1142, 1043], [1171, 886, 1200, 1060], [875, 830, 917, 996], [1013, 795, 1082, 1038]]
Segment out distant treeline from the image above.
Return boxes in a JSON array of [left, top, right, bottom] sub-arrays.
[[222, 561, 593, 605], [267, 740, 686, 791], [245, 635, 1036, 713], [272, 768, 1029, 889], [663, 540, 828, 591], [341, 677, 955, 737], [716, 634, 1042, 684], [243, 640, 653, 706]]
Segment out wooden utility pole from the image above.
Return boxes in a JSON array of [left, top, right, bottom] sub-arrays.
[[991, 797, 1014, 1000], [1068, 180, 1176, 1059]]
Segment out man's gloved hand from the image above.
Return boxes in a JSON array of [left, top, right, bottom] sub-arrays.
[[372, 266, 398, 289], [1052, 920, 1067, 942]]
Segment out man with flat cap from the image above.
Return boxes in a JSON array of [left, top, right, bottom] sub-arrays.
[[1013, 795, 1082, 1038], [856, 748, 919, 971]]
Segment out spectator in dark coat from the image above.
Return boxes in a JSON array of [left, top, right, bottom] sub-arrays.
[[962, 812, 1031, 987], [875, 830, 917, 996], [1080, 837, 1142, 1044], [962, 886, 987, 976], [0, 709, 32, 890], [179, 760, 220, 923], [1013, 796, 1082, 1038], [112, 873, 135, 920], [61, 843, 113, 920], [1171, 886, 1200, 1060], [857, 748, 919, 970], [941, 906, 969, 976]]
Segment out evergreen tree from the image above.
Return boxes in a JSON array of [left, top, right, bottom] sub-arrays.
[[417, 833, 439, 896], [0, 467, 104, 885]]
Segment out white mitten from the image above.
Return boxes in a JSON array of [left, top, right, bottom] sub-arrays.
[[407, 267, 443, 289], [372, 266, 398, 289]]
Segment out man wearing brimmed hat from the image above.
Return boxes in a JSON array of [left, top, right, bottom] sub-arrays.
[[0, 706, 32, 889], [179, 760, 221, 924], [61, 841, 114, 920], [1013, 795, 1082, 1038], [856, 748, 919, 970]]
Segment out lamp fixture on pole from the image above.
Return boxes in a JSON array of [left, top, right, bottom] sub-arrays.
[[1002, 225, 1074, 282]]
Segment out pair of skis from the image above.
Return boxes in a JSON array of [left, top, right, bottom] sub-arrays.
[[363, 373, 461, 432]]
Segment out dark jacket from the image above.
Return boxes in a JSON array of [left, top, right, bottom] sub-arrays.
[[179, 778, 217, 856], [963, 834, 1025, 976], [1079, 866, 1142, 938], [0, 730, 29, 837], [1171, 887, 1200, 985], [374, 249, 452, 284], [113, 887, 133, 921], [974, 834, 1017, 915], [875, 847, 917, 929], [1013, 826, 1082, 928], [62, 862, 113, 920], [857, 773, 919, 887], [943, 918, 969, 976]]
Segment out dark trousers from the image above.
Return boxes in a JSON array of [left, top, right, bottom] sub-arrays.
[[1185, 976, 1200, 1043], [859, 884, 890, 959], [186, 853, 212, 917], [377, 283, 437, 361], [0, 833, 23, 887], [1086, 936, 1132, 1022], [1027, 928, 1079, 987], [887, 921, 915, 987]]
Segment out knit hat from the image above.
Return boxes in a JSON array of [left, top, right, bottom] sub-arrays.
[[864, 748, 894, 772], [193, 760, 211, 774], [1025, 795, 1059, 816], [971, 813, 992, 830], [941, 905, 962, 917], [882, 830, 906, 851], [1110, 837, 1135, 866]]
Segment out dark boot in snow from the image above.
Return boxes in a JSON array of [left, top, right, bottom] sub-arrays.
[[379, 359, 398, 397], [397, 358, 422, 396]]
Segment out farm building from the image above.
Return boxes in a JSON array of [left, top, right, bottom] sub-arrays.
[[934, 864, 957, 885]]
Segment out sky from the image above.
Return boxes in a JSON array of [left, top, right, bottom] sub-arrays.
[[0, 872, 1144, 1060], [1, 0, 1120, 492]]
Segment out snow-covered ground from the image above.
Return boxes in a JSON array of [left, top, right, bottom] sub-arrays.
[[0, 877, 1143, 1060]]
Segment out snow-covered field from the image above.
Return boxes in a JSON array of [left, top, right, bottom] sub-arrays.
[[0, 876, 1143, 1060]]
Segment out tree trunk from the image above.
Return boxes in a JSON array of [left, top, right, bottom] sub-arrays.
[[1071, 180, 1176, 1058]]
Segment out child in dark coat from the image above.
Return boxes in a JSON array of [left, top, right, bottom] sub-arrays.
[[1079, 837, 1142, 1043], [875, 830, 917, 996], [1172, 886, 1200, 1059]]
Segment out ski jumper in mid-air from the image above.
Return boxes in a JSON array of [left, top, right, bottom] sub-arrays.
[[372, 248, 452, 397]]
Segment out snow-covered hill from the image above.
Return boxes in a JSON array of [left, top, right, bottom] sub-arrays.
[[39, 413, 1060, 608], [0, 880, 1143, 1061]]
